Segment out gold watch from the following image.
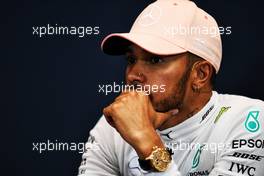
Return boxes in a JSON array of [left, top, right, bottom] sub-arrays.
[[138, 146, 173, 172]]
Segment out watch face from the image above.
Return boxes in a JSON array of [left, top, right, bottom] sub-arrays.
[[151, 148, 172, 172]]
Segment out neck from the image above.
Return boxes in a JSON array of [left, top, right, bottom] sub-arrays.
[[158, 90, 213, 131]]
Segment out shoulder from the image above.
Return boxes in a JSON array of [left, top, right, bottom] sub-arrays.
[[215, 93, 264, 126], [217, 92, 264, 109], [211, 92, 264, 143], [207, 93, 264, 175]]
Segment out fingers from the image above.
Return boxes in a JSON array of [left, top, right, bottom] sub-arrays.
[[154, 109, 179, 128], [114, 93, 130, 102], [104, 90, 149, 129], [115, 90, 147, 102], [114, 88, 134, 102]]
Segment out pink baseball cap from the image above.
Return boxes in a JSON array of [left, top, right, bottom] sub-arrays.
[[101, 0, 222, 73]]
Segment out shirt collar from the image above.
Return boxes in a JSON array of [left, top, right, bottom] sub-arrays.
[[157, 91, 218, 142]]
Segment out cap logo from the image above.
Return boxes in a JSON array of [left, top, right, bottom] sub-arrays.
[[138, 4, 162, 27]]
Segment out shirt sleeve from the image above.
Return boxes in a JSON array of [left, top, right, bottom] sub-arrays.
[[77, 116, 120, 176], [209, 103, 264, 176]]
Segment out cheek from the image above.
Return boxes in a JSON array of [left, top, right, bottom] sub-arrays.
[[145, 76, 177, 106], [146, 66, 184, 95]]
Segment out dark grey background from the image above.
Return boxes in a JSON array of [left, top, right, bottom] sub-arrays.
[[3, 0, 264, 175]]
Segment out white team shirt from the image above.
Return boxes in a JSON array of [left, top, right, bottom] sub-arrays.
[[78, 91, 264, 176]]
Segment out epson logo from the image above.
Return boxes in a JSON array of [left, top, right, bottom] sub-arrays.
[[232, 139, 264, 149]]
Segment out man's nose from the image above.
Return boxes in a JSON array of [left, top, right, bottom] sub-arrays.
[[126, 64, 145, 84]]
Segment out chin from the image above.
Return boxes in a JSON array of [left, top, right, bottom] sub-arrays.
[[152, 100, 169, 113]]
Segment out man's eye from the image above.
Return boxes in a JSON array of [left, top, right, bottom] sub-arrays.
[[150, 57, 163, 64], [126, 57, 136, 65]]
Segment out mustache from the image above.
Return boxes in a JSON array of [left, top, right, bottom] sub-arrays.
[[129, 81, 141, 88], [122, 82, 152, 96], [124, 81, 143, 90]]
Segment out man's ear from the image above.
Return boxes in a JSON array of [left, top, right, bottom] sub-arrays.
[[191, 61, 213, 92]]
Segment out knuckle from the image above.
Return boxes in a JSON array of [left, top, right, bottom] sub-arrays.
[[111, 103, 121, 110], [130, 91, 137, 96], [103, 107, 109, 115], [120, 97, 127, 102], [138, 91, 145, 96], [103, 107, 107, 113]]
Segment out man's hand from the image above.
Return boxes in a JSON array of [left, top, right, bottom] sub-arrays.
[[103, 91, 178, 159]]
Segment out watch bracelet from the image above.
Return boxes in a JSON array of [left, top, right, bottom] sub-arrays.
[[138, 146, 173, 171]]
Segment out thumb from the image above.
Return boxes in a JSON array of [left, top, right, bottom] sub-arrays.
[[154, 109, 179, 128]]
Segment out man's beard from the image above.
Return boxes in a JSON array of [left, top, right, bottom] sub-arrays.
[[152, 67, 192, 113]]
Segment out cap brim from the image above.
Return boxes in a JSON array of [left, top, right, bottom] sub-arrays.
[[101, 33, 187, 56]]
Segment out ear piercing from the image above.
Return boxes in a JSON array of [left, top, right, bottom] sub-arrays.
[[137, 73, 143, 77], [192, 85, 200, 93]]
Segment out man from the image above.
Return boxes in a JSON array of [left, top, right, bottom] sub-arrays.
[[78, 0, 264, 175]]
